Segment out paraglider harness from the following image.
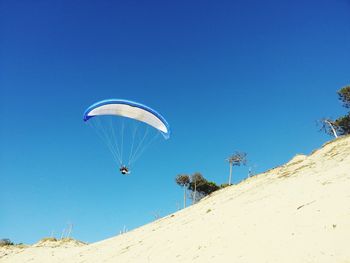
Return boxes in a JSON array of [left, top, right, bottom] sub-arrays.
[[119, 165, 130, 175]]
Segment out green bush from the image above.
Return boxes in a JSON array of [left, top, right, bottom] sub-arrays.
[[220, 183, 230, 189]]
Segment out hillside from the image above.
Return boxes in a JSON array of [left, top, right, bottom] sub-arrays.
[[1, 136, 350, 263]]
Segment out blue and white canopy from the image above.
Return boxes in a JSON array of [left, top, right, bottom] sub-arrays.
[[83, 99, 170, 139]]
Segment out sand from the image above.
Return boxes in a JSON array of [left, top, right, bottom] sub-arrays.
[[1, 135, 350, 263]]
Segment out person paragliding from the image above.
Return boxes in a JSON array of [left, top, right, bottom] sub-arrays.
[[119, 165, 130, 175], [83, 99, 170, 175]]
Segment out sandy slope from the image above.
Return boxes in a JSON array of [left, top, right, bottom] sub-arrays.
[[2, 136, 350, 263]]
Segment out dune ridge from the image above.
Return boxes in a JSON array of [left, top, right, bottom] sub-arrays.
[[2, 136, 350, 263]]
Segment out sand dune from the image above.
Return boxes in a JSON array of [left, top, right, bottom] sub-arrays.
[[2, 136, 350, 263]]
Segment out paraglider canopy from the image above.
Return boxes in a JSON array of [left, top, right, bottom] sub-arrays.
[[83, 99, 170, 139]]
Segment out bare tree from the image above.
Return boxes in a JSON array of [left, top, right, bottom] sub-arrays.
[[60, 227, 66, 240], [319, 118, 338, 138], [152, 210, 161, 221], [66, 223, 73, 239], [248, 164, 257, 177], [226, 152, 247, 185], [119, 225, 128, 235], [60, 222, 73, 239]]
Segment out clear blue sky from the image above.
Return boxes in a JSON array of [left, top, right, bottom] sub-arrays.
[[0, 0, 349, 244]]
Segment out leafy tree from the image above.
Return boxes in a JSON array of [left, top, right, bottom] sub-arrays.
[[175, 173, 220, 205], [335, 86, 350, 135], [338, 85, 350, 108], [320, 86, 350, 137], [188, 173, 220, 203], [226, 152, 247, 185], [196, 181, 220, 195], [188, 173, 206, 203], [333, 114, 350, 136], [175, 174, 190, 208], [176, 174, 190, 186]]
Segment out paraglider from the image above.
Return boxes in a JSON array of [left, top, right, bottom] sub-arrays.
[[119, 165, 130, 175], [83, 99, 170, 174]]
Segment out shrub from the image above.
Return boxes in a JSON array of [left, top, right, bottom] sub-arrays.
[[39, 237, 58, 242], [0, 238, 14, 246]]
